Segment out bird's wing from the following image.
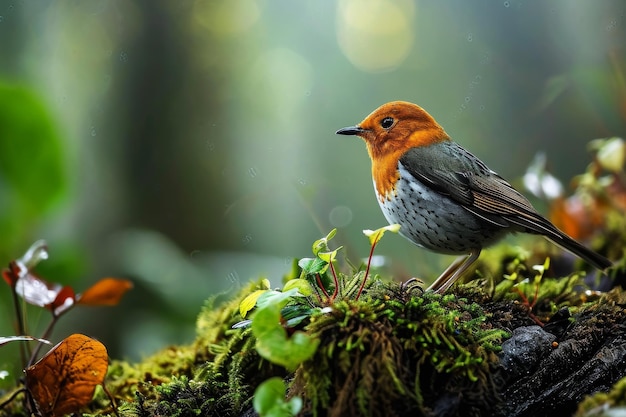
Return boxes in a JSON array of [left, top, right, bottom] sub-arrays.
[[398, 144, 554, 233], [399, 144, 611, 270], [466, 174, 560, 236]]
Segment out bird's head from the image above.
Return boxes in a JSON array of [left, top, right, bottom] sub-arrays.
[[336, 101, 449, 159]]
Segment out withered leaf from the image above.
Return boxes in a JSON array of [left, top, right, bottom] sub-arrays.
[[50, 286, 76, 316], [78, 277, 133, 306], [2, 240, 49, 287], [25, 333, 108, 417], [14, 272, 65, 308]]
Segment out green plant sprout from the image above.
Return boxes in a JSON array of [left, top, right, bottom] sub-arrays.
[[253, 377, 302, 417], [360, 224, 401, 300], [236, 224, 403, 358]]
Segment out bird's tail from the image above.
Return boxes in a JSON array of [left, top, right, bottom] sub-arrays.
[[544, 231, 612, 271], [506, 213, 612, 271]]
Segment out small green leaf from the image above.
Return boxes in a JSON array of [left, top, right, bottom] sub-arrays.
[[311, 228, 337, 256], [283, 279, 312, 296], [254, 377, 285, 415], [238, 279, 275, 318], [287, 396, 303, 414], [240, 290, 268, 318], [283, 258, 301, 281], [532, 257, 550, 274], [253, 377, 302, 417], [256, 288, 300, 309], [282, 304, 315, 327], [252, 300, 319, 371], [363, 224, 401, 245], [317, 248, 342, 264], [532, 257, 550, 284], [298, 257, 328, 275]]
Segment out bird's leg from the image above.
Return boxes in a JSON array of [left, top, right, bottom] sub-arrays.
[[426, 255, 467, 293], [427, 249, 481, 294]]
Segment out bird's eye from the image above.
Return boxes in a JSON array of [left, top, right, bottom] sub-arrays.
[[380, 117, 394, 129]]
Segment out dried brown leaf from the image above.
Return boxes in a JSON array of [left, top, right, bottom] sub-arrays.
[[25, 333, 108, 417]]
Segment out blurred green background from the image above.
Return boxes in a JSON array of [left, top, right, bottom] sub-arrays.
[[0, 0, 625, 371]]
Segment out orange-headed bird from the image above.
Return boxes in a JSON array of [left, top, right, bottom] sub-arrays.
[[337, 101, 611, 293]]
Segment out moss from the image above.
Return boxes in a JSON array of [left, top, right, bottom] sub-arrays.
[[82, 280, 286, 417], [82, 274, 510, 417], [291, 284, 508, 417]]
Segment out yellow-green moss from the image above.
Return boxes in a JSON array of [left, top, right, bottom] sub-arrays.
[[291, 285, 508, 416]]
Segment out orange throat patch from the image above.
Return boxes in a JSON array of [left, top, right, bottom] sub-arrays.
[[369, 150, 401, 203], [364, 127, 449, 203]]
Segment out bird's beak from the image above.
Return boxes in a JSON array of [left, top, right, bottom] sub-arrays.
[[336, 125, 365, 136]]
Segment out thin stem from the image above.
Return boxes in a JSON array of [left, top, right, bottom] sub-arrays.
[[329, 261, 339, 301], [10, 287, 25, 336], [531, 279, 540, 310], [102, 381, 120, 417], [513, 287, 543, 327], [356, 236, 379, 301], [512, 287, 529, 305], [316, 274, 330, 300], [10, 286, 29, 365], [28, 315, 59, 366]]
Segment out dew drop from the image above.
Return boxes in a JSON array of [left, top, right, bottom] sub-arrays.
[[248, 166, 258, 178], [464, 96, 471, 103], [504, 1, 510, 7]]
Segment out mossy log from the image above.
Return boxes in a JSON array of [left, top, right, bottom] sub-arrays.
[[78, 267, 625, 417]]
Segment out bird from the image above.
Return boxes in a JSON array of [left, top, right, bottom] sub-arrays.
[[336, 101, 612, 293]]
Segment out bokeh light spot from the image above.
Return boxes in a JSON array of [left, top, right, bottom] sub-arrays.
[[329, 205, 353, 227], [336, 0, 415, 73], [193, 0, 260, 35]]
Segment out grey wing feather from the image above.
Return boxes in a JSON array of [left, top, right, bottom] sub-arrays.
[[399, 144, 549, 232], [399, 144, 611, 270]]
